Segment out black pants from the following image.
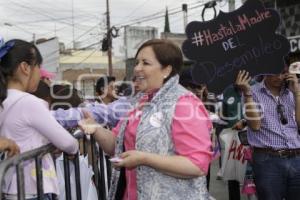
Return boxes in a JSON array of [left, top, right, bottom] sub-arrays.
[[206, 165, 210, 191], [228, 180, 240, 200]]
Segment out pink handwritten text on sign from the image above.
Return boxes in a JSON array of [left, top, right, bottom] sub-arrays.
[[227, 139, 247, 164]]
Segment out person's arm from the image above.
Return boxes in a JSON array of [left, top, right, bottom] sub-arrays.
[[52, 97, 132, 128], [107, 98, 132, 127], [52, 104, 110, 128], [115, 151, 204, 178], [295, 93, 300, 127], [78, 111, 116, 156], [285, 73, 300, 127], [51, 107, 83, 128], [235, 70, 261, 131], [115, 96, 212, 178], [91, 97, 132, 127], [0, 137, 20, 157], [26, 98, 79, 154]]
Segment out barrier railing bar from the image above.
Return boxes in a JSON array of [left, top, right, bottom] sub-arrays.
[[90, 135, 101, 200], [0, 144, 56, 199], [35, 155, 44, 200], [16, 163, 25, 200], [106, 156, 111, 190], [73, 153, 82, 200], [83, 136, 87, 156], [0, 132, 110, 200], [98, 148, 107, 200], [63, 153, 72, 200]]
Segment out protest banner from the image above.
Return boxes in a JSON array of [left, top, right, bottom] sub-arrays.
[[288, 35, 300, 53], [220, 128, 248, 182], [182, 0, 290, 94]]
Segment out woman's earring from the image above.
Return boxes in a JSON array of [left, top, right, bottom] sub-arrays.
[[163, 75, 167, 79]]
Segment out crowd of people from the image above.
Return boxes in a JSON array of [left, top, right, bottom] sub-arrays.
[[0, 38, 299, 200]]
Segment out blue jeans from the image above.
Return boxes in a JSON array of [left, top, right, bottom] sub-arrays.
[[252, 152, 300, 200]]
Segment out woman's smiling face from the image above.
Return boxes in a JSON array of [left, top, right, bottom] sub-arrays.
[[134, 46, 171, 92]]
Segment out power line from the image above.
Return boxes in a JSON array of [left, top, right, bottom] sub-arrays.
[[116, 1, 214, 28], [8, 0, 91, 32], [80, 41, 102, 50], [8, 0, 72, 26], [76, 49, 98, 65], [121, 0, 152, 21], [14, 0, 103, 21], [114, 0, 205, 27], [10, 15, 97, 25], [2, 3, 102, 32], [59, 41, 102, 63], [5, 0, 107, 49], [156, 0, 226, 32], [73, 25, 100, 43]]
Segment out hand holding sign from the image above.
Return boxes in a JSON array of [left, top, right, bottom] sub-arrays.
[[235, 70, 252, 95], [182, 0, 290, 94]]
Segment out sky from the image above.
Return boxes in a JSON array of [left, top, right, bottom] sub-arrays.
[[0, 0, 243, 57]]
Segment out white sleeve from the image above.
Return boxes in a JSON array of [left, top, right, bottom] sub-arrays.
[[24, 97, 79, 154]]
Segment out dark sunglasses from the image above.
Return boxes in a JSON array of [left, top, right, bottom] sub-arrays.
[[277, 104, 288, 125]]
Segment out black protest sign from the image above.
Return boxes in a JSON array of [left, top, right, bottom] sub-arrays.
[[182, 0, 290, 94], [288, 35, 300, 53]]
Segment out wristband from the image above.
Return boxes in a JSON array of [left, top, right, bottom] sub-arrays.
[[243, 93, 252, 97]]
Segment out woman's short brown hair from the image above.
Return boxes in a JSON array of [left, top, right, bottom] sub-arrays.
[[135, 39, 183, 82]]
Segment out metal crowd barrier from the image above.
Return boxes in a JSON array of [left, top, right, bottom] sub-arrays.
[[0, 133, 111, 200], [90, 136, 108, 200]]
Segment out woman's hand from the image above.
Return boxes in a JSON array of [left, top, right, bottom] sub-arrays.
[[0, 137, 20, 157], [113, 150, 146, 169], [235, 70, 252, 95], [78, 111, 101, 135]]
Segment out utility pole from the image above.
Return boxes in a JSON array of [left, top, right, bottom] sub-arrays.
[[72, 0, 75, 49], [33, 33, 36, 44], [124, 26, 128, 60], [106, 0, 113, 76], [182, 4, 188, 30]]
